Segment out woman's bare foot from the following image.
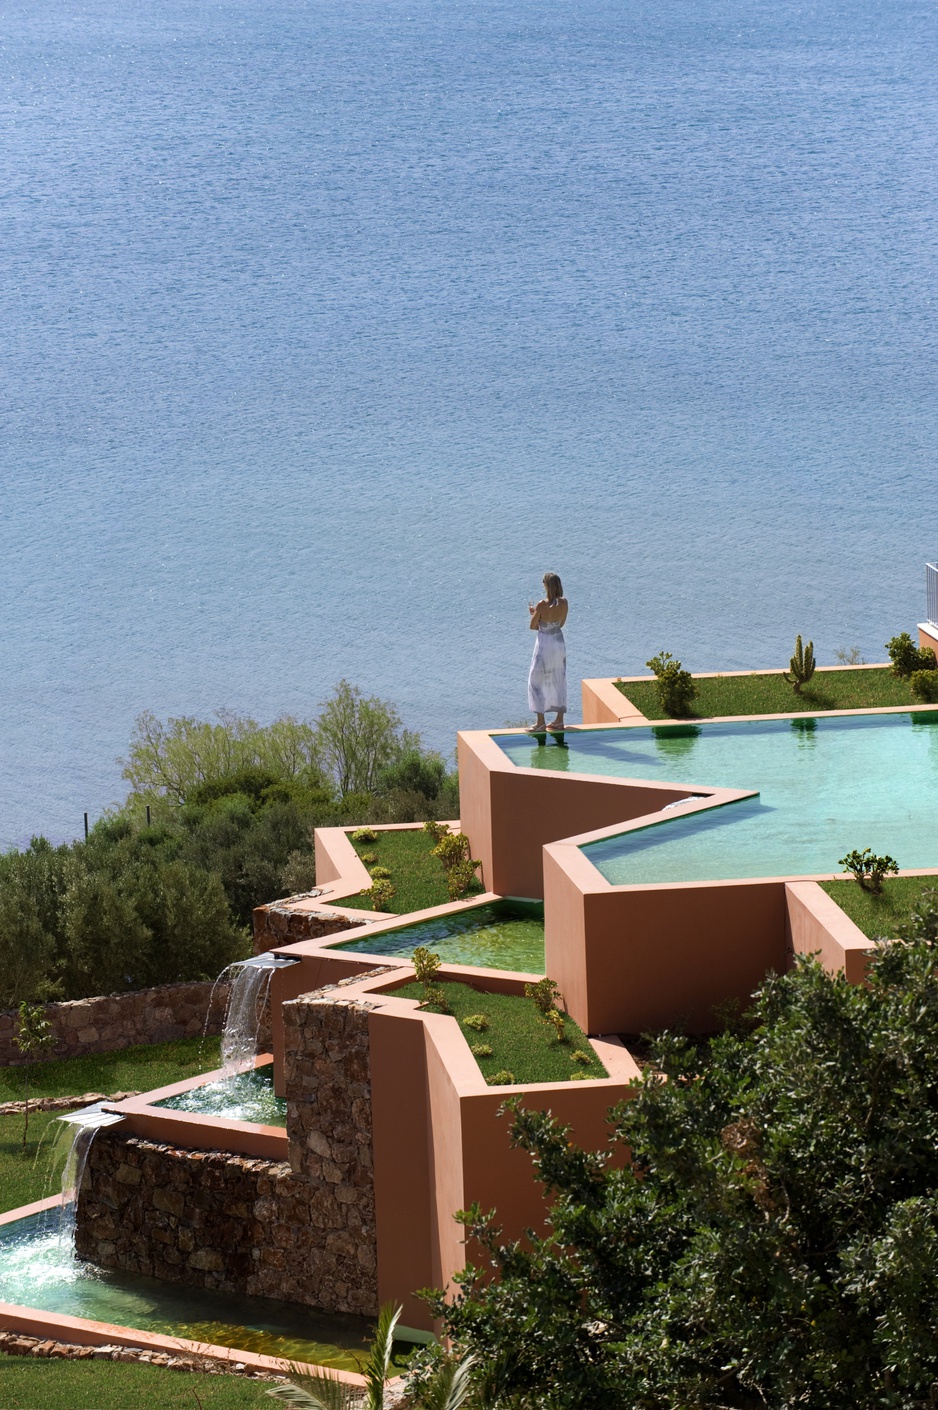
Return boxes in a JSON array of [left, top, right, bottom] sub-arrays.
[[527, 715, 547, 733], [547, 714, 565, 731]]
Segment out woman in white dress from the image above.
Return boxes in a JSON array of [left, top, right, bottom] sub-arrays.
[[527, 572, 568, 732]]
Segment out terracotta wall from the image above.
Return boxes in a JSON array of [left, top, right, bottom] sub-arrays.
[[0, 980, 229, 1068], [543, 844, 789, 1034], [458, 730, 698, 899], [785, 881, 873, 982]]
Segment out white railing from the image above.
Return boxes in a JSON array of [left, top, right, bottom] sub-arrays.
[[928, 563, 938, 628]]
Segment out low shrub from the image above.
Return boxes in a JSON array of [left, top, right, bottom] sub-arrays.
[[910, 668, 938, 703], [471, 1043, 493, 1058], [462, 1014, 489, 1032], [369, 865, 393, 880], [838, 847, 900, 896], [886, 632, 937, 678], [366, 879, 396, 909], [524, 976, 564, 1016], [491, 1070, 516, 1086], [446, 858, 481, 900], [646, 651, 697, 717], [351, 827, 379, 843]]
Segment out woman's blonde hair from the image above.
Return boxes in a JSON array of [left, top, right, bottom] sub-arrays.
[[543, 572, 563, 602]]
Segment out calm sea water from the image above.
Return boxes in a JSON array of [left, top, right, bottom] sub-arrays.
[[2, 0, 936, 848]]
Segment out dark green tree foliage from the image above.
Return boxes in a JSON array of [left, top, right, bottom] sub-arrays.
[[428, 911, 938, 1409], [0, 687, 458, 1004]]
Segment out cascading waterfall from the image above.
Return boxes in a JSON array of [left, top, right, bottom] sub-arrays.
[[51, 1103, 126, 1241], [219, 952, 298, 1076]]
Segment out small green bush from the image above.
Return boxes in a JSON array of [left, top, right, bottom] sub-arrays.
[[412, 946, 441, 985], [838, 847, 900, 896], [471, 1043, 493, 1058], [433, 831, 470, 870], [886, 632, 937, 678], [646, 651, 697, 717], [369, 865, 393, 880], [366, 879, 396, 910], [462, 1013, 489, 1032], [546, 1007, 566, 1043], [447, 858, 481, 900], [491, 1070, 516, 1086], [910, 669, 938, 703], [525, 976, 564, 1016], [570, 1049, 591, 1065], [423, 819, 451, 845], [352, 826, 379, 843], [360, 851, 378, 865], [420, 984, 449, 1013]]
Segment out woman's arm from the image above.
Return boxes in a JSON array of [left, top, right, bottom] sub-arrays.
[[529, 598, 547, 630]]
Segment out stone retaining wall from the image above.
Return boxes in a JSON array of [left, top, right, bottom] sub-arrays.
[[252, 902, 366, 954], [76, 991, 379, 1317], [0, 981, 230, 1068]]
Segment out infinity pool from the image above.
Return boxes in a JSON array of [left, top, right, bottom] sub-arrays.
[[0, 1211, 377, 1369], [328, 899, 545, 972], [495, 713, 938, 884]]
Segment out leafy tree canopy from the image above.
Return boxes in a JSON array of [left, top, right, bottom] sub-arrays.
[[424, 905, 938, 1410]]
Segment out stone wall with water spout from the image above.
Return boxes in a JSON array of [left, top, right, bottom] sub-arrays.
[[75, 988, 379, 1317]]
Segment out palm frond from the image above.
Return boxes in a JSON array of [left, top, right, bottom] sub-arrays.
[[266, 1369, 358, 1410], [420, 1353, 478, 1410], [364, 1302, 403, 1409]]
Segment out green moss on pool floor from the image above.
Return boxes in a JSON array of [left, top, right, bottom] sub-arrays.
[[330, 899, 545, 972], [615, 666, 914, 720], [821, 874, 938, 939], [393, 981, 607, 1084]]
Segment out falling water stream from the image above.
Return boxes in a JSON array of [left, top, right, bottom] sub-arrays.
[[0, 1097, 373, 1366]]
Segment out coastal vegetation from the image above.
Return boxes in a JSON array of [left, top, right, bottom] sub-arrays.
[[421, 904, 938, 1407], [393, 979, 605, 1085], [0, 683, 457, 1007], [616, 664, 920, 719]]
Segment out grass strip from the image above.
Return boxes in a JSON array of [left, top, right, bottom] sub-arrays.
[[393, 980, 607, 1084], [0, 1037, 222, 1213], [820, 875, 938, 940], [0, 1353, 269, 1409], [615, 667, 916, 721], [345, 828, 483, 913]]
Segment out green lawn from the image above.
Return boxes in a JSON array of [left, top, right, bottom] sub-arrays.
[[0, 1037, 222, 1214], [820, 875, 938, 940], [0, 1354, 271, 1409], [393, 980, 607, 1084], [615, 667, 917, 720], [345, 828, 483, 914]]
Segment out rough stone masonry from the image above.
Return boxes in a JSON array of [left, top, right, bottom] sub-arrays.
[[76, 993, 379, 1317]]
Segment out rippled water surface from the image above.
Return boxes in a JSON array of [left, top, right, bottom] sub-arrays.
[[2, 0, 936, 846], [154, 1064, 287, 1126], [0, 1212, 376, 1368], [496, 713, 938, 882]]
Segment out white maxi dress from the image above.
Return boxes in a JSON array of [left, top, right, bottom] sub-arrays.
[[527, 615, 567, 714]]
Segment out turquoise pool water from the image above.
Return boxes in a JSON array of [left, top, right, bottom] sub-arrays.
[[0, 1212, 376, 1369], [153, 1064, 286, 1127], [495, 713, 938, 884], [329, 900, 545, 973]]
